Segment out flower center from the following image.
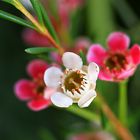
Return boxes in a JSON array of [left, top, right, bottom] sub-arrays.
[[105, 53, 127, 71], [34, 79, 46, 95], [63, 70, 87, 94], [36, 85, 45, 94]]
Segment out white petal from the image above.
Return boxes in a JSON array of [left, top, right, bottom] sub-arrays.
[[51, 92, 73, 108], [88, 62, 99, 83], [44, 67, 63, 88], [62, 52, 83, 69], [43, 87, 56, 100], [78, 90, 96, 108]]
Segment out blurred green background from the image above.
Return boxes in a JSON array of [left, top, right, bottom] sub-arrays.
[[0, 0, 140, 140]]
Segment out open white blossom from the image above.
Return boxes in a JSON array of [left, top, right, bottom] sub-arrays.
[[44, 52, 99, 108]]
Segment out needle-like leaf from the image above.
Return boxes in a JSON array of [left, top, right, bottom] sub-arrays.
[[30, 0, 44, 25], [39, 3, 60, 44], [25, 47, 57, 54], [0, 10, 35, 29]]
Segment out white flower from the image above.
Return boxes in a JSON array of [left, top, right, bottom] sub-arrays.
[[44, 52, 99, 108]]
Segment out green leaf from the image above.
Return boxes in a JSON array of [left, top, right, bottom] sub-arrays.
[[39, 3, 60, 44], [25, 47, 57, 54], [30, 0, 44, 25], [100, 110, 108, 129], [0, 10, 35, 29], [79, 51, 87, 65], [2, 0, 13, 4]]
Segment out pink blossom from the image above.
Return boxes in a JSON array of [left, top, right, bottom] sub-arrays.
[[87, 32, 140, 82], [70, 131, 115, 140], [73, 37, 91, 53], [14, 59, 55, 111], [58, 0, 84, 10], [51, 52, 62, 64], [57, 0, 84, 26], [22, 29, 50, 47]]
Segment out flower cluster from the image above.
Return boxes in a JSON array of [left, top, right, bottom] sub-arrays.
[[15, 32, 140, 110], [2, 0, 140, 139]]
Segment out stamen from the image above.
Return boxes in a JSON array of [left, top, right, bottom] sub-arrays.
[[63, 70, 88, 95], [105, 53, 127, 72], [69, 78, 80, 88], [64, 69, 69, 74], [76, 70, 80, 74], [72, 89, 75, 93], [81, 81, 85, 85]]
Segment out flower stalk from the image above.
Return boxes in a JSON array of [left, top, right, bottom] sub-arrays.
[[66, 105, 100, 123], [12, 0, 64, 55], [96, 94, 134, 140], [119, 80, 128, 126]]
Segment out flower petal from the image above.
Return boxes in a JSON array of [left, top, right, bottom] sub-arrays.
[[98, 70, 113, 81], [14, 79, 36, 101], [22, 29, 50, 46], [51, 52, 62, 64], [27, 96, 51, 111], [130, 44, 140, 65], [51, 92, 73, 107], [88, 62, 99, 83], [74, 37, 91, 53], [44, 67, 63, 88], [87, 44, 107, 65], [62, 52, 83, 69], [107, 32, 130, 51], [117, 67, 136, 80], [27, 59, 48, 79], [44, 87, 57, 100], [78, 90, 96, 108]]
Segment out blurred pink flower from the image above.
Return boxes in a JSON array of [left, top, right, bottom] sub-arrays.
[[74, 37, 91, 53], [70, 131, 115, 140], [51, 52, 62, 64], [50, 37, 91, 64], [58, 0, 84, 10], [58, 0, 84, 26], [87, 32, 140, 82], [22, 29, 50, 47], [14, 59, 56, 111]]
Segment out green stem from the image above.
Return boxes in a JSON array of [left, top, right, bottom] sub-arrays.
[[66, 105, 100, 123], [96, 95, 134, 140], [119, 80, 128, 125], [87, 0, 115, 44]]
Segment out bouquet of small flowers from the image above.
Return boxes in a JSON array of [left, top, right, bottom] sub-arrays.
[[0, 0, 140, 140]]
